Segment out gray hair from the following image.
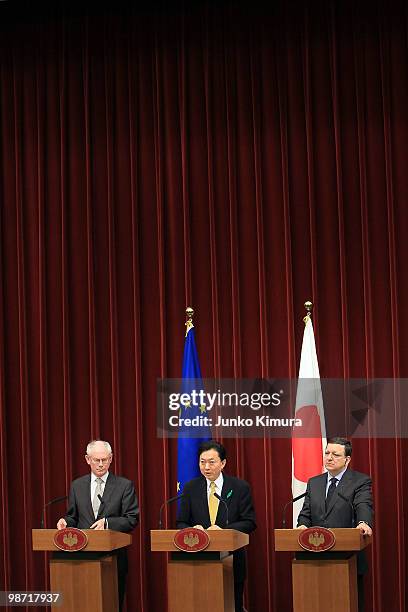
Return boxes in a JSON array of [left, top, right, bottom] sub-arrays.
[[86, 440, 112, 455]]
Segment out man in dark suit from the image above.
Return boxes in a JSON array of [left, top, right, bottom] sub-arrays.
[[297, 437, 373, 611], [176, 440, 256, 612], [57, 439, 139, 611]]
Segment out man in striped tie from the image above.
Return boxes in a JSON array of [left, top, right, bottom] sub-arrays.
[[56, 440, 139, 611]]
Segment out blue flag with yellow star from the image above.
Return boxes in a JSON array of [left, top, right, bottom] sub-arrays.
[[176, 321, 211, 494]]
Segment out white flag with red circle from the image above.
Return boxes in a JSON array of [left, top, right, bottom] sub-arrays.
[[291, 315, 327, 526]]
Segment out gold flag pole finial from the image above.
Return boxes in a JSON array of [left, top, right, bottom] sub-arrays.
[[303, 300, 313, 324], [185, 306, 194, 336]]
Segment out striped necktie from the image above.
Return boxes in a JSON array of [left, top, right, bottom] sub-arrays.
[[92, 477, 103, 518], [326, 477, 338, 508], [208, 481, 219, 525]]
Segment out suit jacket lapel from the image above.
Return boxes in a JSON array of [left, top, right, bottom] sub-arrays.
[[80, 474, 94, 522], [221, 475, 234, 505], [317, 473, 329, 518], [217, 475, 231, 525], [200, 477, 211, 525], [332, 469, 353, 510], [336, 469, 352, 495]]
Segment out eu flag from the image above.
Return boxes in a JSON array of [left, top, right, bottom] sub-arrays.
[[176, 318, 211, 494]]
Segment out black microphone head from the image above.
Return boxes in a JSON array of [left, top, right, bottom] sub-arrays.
[[45, 495, 68, 507], [41, 495, 68, 529], [213, 492, 228, 525], [158, 493, 186, 529], [292, 492, 307, 503], [167, 493, 184, 504], [282, 492, 307, 528]]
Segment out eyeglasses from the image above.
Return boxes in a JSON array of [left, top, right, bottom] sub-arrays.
[[88, 456, 111, 465]]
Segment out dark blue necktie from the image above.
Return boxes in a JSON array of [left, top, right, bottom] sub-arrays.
[[326, 477, 338, 508]]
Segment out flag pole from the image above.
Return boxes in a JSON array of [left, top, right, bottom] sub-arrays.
[[185, 306, 194, 336], [303, 300, 313, 324]]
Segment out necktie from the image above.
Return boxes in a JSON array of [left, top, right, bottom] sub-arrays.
[[208, 481, 219, 525], [326, 477, 338, 508], [93, 477, 103, 518]]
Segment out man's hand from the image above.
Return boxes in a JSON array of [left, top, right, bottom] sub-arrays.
[[56, 518, 67, 530], [296, 525, 307, 530], [90, 518, 106, 530], [357, 521, 372, 536], [207, 525, 222, 530], [193, 524, 205, 530]]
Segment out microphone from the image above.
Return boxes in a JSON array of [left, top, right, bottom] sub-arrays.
[[158, 494, 185, 529], [282, 492, 306, 528], [93, 495, 107, 529], [41, 495, 68, 529], [337, 491, 355, 527], [214, 492, 229, 527], [97, 494, 106, 516]]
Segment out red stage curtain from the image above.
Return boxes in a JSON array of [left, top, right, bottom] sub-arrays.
[[0, 2, 407, 610]]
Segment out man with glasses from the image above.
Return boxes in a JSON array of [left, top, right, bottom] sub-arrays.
[[56, 439, 139, 611], [297, 437, 373, 611], [177, 440, 256, 612]]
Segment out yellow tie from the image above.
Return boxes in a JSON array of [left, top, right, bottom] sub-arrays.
[[209, 481, 219, 525]]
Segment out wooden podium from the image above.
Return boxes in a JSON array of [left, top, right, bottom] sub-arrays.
[[275, 528, 372, 612], [32, 529, 132, 612], [151, 529, 249, 612]]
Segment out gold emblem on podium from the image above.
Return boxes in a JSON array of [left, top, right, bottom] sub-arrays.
[[184, 532, 199, 547], [309, 531, 325, 548], [63, 532, 78, 547]]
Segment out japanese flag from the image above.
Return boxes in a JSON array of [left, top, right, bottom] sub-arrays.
[[292, 315, 327, 526]]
